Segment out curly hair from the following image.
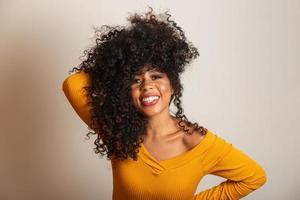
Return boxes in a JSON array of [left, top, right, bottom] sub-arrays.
[[69, 7, 207, 162]]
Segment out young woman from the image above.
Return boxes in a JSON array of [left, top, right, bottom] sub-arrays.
[[62, 7, 267, 200]]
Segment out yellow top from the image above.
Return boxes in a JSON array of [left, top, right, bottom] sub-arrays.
[[111, 130, 267, 200], [62, 71, 267, 200]]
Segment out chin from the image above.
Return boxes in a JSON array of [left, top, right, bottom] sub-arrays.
[[140, 107, 167, 118], [140, 111, 158, 118]]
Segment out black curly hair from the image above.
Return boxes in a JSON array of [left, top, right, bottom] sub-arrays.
[[69, 7, 207, 162]]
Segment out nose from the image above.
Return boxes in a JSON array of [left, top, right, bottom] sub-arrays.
[[140, 79, 155, 91]]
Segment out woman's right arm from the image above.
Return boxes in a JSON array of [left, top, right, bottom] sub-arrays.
[[62, 71, 93, 129]]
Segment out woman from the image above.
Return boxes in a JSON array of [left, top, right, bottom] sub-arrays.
[[62, 7, 267, 200]]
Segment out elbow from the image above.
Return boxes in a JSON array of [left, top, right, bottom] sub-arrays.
[[62, 77, 69, 94], [255, 170, 267, 188], [249, 165, 268, 190], [260, 169, 267, 186]]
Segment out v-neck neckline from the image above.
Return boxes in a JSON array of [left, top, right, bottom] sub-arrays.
[[139, 130, 213, 174]]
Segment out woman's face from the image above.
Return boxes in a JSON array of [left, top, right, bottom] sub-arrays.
[[131, 68, 174, 117]]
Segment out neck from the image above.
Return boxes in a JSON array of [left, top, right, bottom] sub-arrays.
[[145, 111, 181, 141]]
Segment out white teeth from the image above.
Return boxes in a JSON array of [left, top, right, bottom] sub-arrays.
[[142, 96, 159, 102]]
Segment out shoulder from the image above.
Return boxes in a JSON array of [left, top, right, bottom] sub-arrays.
[[182, 127, 208, 150]]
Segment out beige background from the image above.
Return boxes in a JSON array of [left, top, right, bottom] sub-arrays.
[[1, 0, 299, 199]]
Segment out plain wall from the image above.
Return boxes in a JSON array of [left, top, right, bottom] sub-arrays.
[[0, 0, 299, 199]]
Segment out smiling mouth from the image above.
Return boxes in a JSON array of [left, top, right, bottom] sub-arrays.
[[141, 96, 160, 106]]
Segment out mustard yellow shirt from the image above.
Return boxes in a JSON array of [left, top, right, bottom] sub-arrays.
[[111, 130, 266, 200], [62, 72, 267, 200]]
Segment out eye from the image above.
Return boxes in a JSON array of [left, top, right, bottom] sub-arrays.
[[151, 75, 162, 80], [133, 78, 141, 84], [132, 74, 162, 85]]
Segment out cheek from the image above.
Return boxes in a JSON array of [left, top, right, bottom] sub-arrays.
[[160, 88, 172, 103], [131, 88, 140, 104], [160, 82, 173, 95]]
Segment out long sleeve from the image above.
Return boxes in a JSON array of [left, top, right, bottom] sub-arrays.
[[194, 141, 267, 200], [194, 143, 267, 200], [62, 71, 93, 129]]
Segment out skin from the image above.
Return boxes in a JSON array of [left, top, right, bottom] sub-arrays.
[[131, 65, 205, 162]]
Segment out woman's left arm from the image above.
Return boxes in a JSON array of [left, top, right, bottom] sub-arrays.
[[194, 141, 267, 200]]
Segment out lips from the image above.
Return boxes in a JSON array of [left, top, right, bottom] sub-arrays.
[[140, 94, 160, 107], [141, 97, 160, 106]]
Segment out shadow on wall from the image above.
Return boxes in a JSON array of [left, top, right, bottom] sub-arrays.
[[0, 22, 111, 200]]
